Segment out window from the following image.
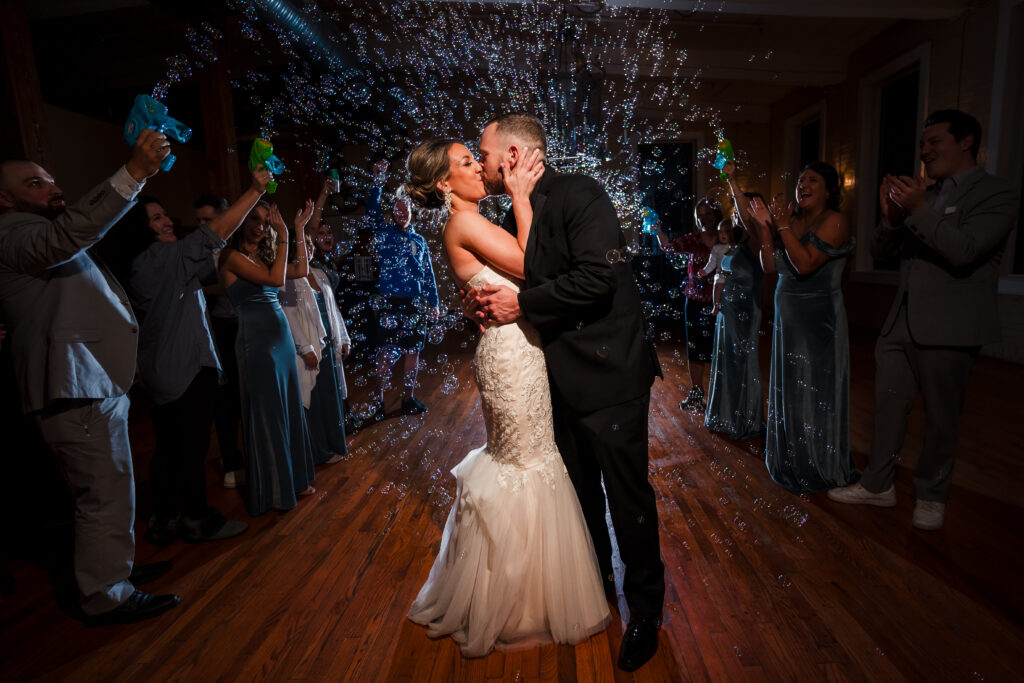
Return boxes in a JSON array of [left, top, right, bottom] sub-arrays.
[[784, 102, 826, 200], [853, 44, 930, 280]]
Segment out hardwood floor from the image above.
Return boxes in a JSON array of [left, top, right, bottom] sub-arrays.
[[1, 326, 1022, 682]]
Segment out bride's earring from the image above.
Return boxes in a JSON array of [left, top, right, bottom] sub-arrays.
[[444, 189, 453, 212]]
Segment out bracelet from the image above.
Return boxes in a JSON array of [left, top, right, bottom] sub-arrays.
[[776, 225, 792, 232], [276, 240, 287, 245]]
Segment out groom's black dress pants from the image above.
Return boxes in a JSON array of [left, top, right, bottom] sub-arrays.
[[552, 388, 665, 621]]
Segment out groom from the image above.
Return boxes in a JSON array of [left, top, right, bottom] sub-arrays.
[[469, 113, 665, 672]]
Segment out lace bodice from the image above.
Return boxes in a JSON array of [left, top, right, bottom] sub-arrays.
[[466, 265, 565, 491]]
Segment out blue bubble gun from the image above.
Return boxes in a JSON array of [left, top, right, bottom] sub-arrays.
[[249, 139, 285, 194], [713, 138, 734, 180], [123, 94, 192, 171]]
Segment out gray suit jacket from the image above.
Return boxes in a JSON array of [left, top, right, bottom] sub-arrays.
[[872, 169, 1018, 347], [0, 179, 139, 413]]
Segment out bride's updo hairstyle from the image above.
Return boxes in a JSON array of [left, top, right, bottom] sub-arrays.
[[405, 137, 460, 209]]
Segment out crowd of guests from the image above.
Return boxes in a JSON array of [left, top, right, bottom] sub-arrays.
[[0, 131, 441, 625], [658, 108, 1018, 533], [0, 106, 1016, 629]]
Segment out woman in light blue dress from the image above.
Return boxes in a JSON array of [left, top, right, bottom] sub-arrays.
[[746, 162, 858, 493], [704, 215, 764, 441]]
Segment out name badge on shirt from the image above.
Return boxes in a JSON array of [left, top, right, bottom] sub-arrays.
[[944, 206, 957, 215]]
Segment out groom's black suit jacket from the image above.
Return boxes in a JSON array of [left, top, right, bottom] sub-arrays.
[[501, 167, 661, 413]]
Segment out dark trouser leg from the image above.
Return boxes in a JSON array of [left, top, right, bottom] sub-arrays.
[[212, 317, 243, 473], [912, 344, 976, 502], [556, 390, 665, 620], [861, 305, 918, 493], [179, 368, 217, 517], [150, 368, 217, 519], [34, 396, 136, 615], [149, 394, 182, 519], [552, 392, 614, 587]]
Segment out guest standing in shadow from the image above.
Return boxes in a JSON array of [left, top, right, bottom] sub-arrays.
[[705, 162, 765, 440], [828, 109, 1018, 530], [658, 198, 719, 411]]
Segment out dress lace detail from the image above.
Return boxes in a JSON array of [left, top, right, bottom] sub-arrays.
[[408, 264, 610, 657], [468, 267, 564, 491]]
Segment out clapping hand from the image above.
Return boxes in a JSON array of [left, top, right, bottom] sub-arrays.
[[746, 196, 774, 232], [501, 147, 545, 201], [885, 173, 926, 215], [268, 204, 288, 238], [294, 198, 315, 234], [879, 176, 906, 225]]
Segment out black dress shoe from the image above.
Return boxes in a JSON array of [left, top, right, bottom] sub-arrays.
[[618, 616, 661, 672], [87, 590, 181, 626], [144, 514, 181, 547], [128, 561, 172, 586]]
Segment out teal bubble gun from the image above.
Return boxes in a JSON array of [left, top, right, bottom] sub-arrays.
[[123, 94, 192, 171], [713, 138, 734, 180], [249, 138, 285, 194]]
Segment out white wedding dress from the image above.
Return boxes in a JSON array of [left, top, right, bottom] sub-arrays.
[[408, 265, 611, 657]]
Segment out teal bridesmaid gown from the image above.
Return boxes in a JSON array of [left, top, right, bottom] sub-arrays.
[[765, 231, 857, 493], [705, 242, 764, 440], [228, 278, 315, 515]]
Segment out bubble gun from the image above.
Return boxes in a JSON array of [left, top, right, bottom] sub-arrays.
[[713, 138, 734, 180], [249, 138, 285, 194], [123, 94, 192, 171]]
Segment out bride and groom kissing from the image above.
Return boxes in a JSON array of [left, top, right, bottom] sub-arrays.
[[403, 113, 665, 672]]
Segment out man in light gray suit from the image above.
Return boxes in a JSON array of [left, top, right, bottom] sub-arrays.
[[0, 129, 181, 623], [829, 110, 1019, 530]]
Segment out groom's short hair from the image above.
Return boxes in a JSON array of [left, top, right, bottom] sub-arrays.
[[486, 113, 547, 155]]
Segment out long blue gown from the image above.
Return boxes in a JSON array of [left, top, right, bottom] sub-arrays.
[[307, 290, 347, 463], [705, 242, 764, 440], [228, 278, 315, 515], [765, 231, 857, 493]]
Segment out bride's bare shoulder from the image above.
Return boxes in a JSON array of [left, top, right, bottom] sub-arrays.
[[445, 211, 497, 238]]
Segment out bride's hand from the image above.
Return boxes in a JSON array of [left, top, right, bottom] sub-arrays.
[[501, 147, 545, 203]]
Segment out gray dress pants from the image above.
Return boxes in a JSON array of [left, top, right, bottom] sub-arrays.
[[34, 395, 136, 615], [861, 303, 978, 502]]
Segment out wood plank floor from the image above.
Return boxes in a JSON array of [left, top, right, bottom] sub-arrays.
[[1, 326, 1022, 682]]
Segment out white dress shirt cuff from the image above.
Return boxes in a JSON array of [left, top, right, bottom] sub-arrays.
[[110, 166, 146, 201]]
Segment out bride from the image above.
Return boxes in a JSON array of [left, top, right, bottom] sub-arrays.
[[403, 138, 611, 656]]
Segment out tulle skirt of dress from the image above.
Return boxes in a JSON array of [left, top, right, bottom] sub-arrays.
[[407, 444, 612, 658]]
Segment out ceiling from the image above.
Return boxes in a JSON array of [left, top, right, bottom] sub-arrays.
[[22, 0, 973, 141]]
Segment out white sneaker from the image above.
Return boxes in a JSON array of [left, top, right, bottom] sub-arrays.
[[827, 482, 896, 507], [223, 470, 242, 489], [912, 500, 945, 531]]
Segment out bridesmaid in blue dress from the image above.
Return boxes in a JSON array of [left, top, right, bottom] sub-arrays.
[[704, 201, 764, 441], [219, 200, 317, 516], [747, 162, 858, 493]]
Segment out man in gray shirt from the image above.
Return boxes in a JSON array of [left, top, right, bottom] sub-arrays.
[[0, 129, 182, 623]]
